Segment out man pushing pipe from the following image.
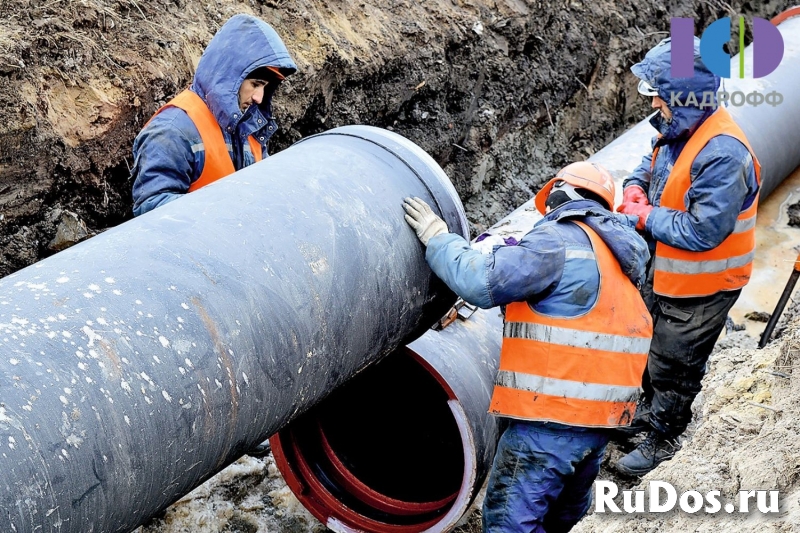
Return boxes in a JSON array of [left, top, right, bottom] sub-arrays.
[[403, 162, 653, 533]]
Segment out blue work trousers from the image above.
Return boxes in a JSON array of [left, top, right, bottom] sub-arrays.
[[482, 420, 609, 533]]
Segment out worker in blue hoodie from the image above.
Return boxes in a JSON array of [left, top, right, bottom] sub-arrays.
[[131, 14, 295, 458], [616, 37, 760, 476], [404, 162, 653, 533], [131, 14, 297, 216]]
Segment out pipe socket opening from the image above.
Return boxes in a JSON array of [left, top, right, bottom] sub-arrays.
[[272, 350, 471, 532]]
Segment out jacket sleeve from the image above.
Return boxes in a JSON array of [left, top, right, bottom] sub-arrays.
[[623, 151, 654, 195], [424, 226, 566, 309], [645, 136, 755, 251], [132, 192, 182, 217], [131, 108, 200, 216]]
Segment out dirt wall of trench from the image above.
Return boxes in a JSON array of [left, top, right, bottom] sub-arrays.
[[0, 0, 792, 278]]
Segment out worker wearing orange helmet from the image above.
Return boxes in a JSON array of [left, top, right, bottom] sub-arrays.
[[404, 162, 652, 533]]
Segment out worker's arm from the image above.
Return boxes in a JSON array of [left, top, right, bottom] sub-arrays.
[[131, 108, 201, 217], [424, 226, 565, 309], [645, 136, 757, 251], [622, 151, 654, 196]]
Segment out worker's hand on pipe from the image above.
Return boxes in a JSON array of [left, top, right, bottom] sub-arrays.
[[620, 185, 649, 206], [403, 197, 449, 246]]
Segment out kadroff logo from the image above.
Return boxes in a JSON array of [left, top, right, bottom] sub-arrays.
[[671, 17, 784, 79]]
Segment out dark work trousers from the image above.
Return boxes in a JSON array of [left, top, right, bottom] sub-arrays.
[[639, 260, 741, 437], [482, 420, 609, 533]]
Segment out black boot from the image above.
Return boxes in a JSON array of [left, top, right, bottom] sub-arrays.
[[615, 430, 680, 476], [247, 439, 272, 458]]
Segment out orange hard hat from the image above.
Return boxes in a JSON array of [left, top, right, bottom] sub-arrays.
[[535, 161, 616, 214]]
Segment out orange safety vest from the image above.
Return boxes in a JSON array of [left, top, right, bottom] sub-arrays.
[[489, 222, 652, 428], [652, 107, 762, 298], [149, 90, 264, 192]]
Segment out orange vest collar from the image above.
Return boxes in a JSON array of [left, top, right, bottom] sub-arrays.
[[150, 90, 264, 193]]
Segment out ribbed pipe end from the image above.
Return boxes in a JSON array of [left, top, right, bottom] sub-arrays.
[[271, 350, 477, 532]]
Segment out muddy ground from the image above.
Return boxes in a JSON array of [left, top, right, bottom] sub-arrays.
[[571, 326, 800, 533], [1, 0, 798, 532]]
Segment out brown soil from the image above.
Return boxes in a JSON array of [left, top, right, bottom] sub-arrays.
[[571, 326, 800, 533]]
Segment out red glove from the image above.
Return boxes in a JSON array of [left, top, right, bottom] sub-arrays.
[[621, 185, 649, 206], [618, 202, 653, 231]]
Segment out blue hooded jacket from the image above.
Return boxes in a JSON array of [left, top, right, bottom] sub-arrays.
[[131, 14, 297, 216], [623, 37, 758, 252], [425, 199, 650, 316]]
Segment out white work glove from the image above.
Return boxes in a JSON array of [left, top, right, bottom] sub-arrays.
[[403, 197, 449, 246]]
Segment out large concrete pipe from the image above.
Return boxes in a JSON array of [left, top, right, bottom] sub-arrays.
[[0, 126, 468, 533], [271, 8, 800, 532]]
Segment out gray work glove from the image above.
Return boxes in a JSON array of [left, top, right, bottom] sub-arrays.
[[403, 197, 449, 246]]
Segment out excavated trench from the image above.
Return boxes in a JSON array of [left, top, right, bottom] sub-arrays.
[[0, 0, 791, 275], [1, 1, 799, 532]]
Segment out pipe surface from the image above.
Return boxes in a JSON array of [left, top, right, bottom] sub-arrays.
[[272, 10, 800, 531], [0, 126, 467, 533]]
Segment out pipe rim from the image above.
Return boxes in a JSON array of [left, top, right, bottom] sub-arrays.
[[771, 6, 800, 25], [270, 350, 479, 532], [295, 126, 470, 240]]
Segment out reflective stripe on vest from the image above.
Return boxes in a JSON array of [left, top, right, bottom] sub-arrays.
[[488, 221, 652, 428], [503, 322, 651, 355], [149, 90, 263, 193], [652, 107, 761, 297], [495, 370, 642, 403]]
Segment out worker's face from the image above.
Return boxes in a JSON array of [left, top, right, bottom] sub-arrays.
[[238, 79, 268, 113], [651, 96, 672, 123]]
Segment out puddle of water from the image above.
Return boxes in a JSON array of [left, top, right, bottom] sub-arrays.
[[729, 166, 800, 337]]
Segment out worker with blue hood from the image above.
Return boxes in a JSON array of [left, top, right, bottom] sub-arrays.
[[616, 37, 760, 476], [131, 14, 297, 216]]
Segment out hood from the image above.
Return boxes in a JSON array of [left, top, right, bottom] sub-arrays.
[[191, 14, 297, 133], [538, 199, 650, 288], [632, 37, 719, 141]]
